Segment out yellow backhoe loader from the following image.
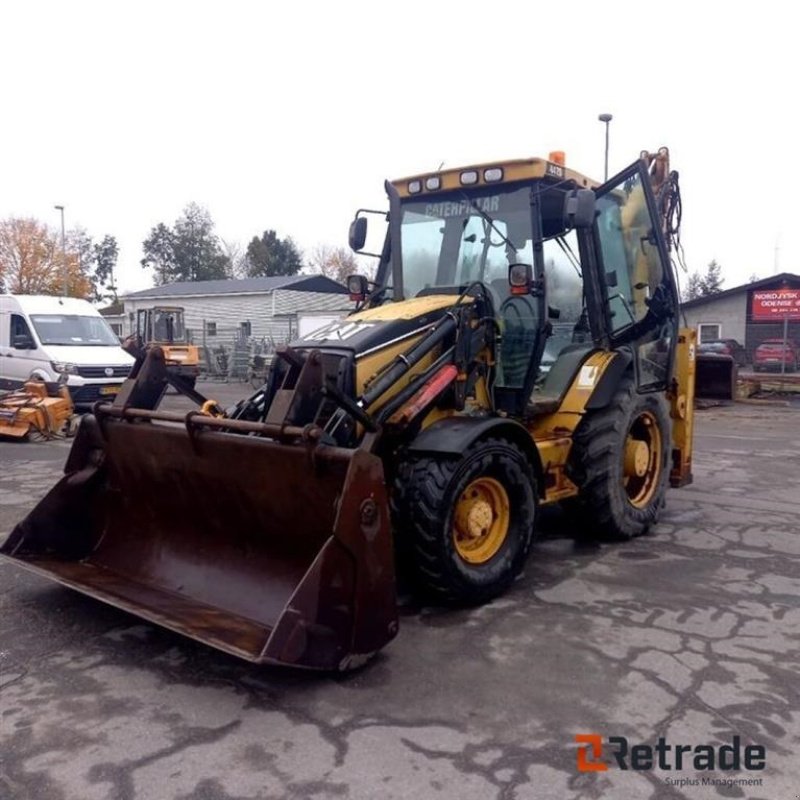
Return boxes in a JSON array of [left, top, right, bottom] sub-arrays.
[[1, 148, 695, 670]]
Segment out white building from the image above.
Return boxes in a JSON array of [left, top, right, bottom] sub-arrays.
[[119, 275, 351, 346]]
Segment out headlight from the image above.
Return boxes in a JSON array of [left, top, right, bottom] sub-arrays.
[[50, 361, 78, 375]]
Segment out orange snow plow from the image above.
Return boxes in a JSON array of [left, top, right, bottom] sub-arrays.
[[0, 381, 75, 440]]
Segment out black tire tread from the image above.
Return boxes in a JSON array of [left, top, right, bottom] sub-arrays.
[[393, 437, 535, 603], [569, 374, 670, 540]]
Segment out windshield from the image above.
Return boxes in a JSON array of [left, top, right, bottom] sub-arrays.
[[152, 309, 186, 342], [398, 185, 534, 302], [30, 314, 120, 346]]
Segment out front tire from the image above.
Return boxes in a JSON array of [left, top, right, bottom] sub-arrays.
[[394, 438, 537, 604], [569, 374, 671, 541]]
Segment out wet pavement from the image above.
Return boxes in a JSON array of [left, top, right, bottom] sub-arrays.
[[1, 397, 798, 799]]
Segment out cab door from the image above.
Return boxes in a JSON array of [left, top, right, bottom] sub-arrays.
[[5, 313, 39, 386], [592, 160, 678, 390], [0, 309, 10, 388], [137, 309, 151, 344]]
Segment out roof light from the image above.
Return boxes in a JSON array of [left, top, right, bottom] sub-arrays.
[[549, 151, 566, 166], [408, 180, 422, 194], [425, 176, 441, 191], [484, 167, 503, 182], [460, 170, 478, 185]]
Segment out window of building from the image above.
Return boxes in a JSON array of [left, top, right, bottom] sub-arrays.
[[206, 322, 217, 336], [698, 323, 721, 343], [109, 322, 123, 337], [240, 321, 252, 337]]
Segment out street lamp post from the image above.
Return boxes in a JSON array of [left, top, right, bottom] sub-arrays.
[[54, 205, 67, 295], [598, 113, 613, 181]]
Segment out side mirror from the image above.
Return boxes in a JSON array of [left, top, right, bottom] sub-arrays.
[[508, 263, 533, 295], [12, 334, 35, 349], [347, 274, 369, 302], [563, 189, 596, 229], [606, 270, 618, 287], [349, 216, 368, 252]]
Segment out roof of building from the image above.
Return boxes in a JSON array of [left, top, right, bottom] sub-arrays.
[[681, 272, 800, 310], [98, 302, 124, 316], [121, 274, 347, 300]]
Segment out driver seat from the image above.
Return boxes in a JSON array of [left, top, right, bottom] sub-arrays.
[[498, 294, 538, 388]]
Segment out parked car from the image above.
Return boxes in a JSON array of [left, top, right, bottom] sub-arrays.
[[753, 338, 800, 372], [698, 338, 747, 367], [0, 295, 135, 407]]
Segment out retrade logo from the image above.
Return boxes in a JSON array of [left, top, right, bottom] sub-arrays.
[[575, 734, 607, 772], [575, 734, 766, 773]]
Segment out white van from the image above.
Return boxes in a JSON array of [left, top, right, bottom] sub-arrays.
[[0, 295, 135, 407]]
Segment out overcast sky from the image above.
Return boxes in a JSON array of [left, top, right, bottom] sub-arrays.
[[2, 1, 797, 296]]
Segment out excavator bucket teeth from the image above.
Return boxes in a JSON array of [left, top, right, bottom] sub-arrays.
[[0, 414, 398, 670]]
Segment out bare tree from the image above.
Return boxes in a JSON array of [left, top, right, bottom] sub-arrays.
[[309, 244, 376, 284], [220, 238, 248, 279]]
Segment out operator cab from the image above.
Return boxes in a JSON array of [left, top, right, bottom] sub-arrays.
[[137, 307, 188, 345], [350, 152, 677, 417]]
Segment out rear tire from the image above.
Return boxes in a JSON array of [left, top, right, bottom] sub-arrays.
[[393, 438, 536, 604], [569, 374, 671, 541]]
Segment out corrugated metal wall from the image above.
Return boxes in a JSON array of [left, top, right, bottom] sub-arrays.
[[122, 289, 350, 341]]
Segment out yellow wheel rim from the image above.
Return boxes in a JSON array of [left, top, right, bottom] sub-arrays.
[[452, 477, 510, 564], [623, 411, 662, 508]]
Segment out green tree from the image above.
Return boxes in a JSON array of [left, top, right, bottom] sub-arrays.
[[93, 235, 119, 301], [684, 260, 725, 301], [700, 259, 724, 295], [63, 227, 120, 302], [245, 229, 303, 277], [141, 204, 230, 284], [140, 223, 176, 285], [684, 270, 703, 301]]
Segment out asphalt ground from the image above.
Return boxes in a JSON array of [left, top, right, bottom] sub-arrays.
[[1, 386, 798, 800]]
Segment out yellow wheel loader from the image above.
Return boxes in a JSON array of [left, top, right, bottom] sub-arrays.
[[0, 149, 695, 670], [130, 306, 200, 389]]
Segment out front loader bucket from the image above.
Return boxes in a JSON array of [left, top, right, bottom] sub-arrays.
[[0, 411, 398, 670], [695, 354, 737, 401]]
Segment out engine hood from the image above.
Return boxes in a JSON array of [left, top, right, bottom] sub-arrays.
[[291, 294, 462, 357]]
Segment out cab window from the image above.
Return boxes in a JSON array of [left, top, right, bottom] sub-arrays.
[[10, 314, 34, 347]]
